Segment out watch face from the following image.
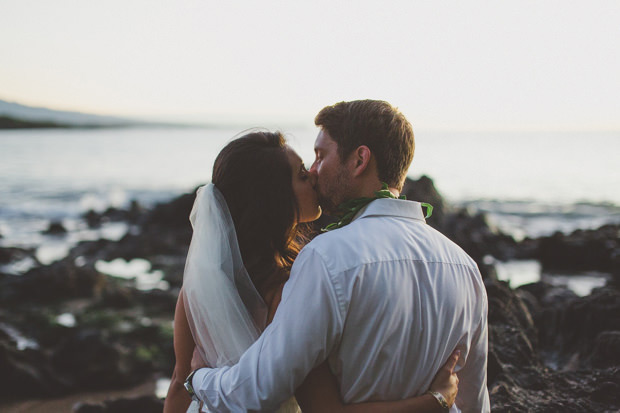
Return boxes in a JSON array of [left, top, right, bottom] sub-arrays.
[[184, 371, 196, 396]]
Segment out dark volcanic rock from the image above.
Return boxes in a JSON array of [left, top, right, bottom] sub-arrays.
[[402, 175, 447, 229], [83, 201, 147, 228], [520, 283, 620, 370], [486, 280, 543, 388], [73, 395, 164, 413], [43, 220, 68, 235], [51, 329, 151, 390], [590, 331, 620, 369], [490, 367, 620, 412], [403, 176, 519, 266], [0, 246, 34, 264], [70, 191, 196, 285], [0, 259, 105, 306], [443, 210, 519, 265], [488, 277, 620, 411], [0, 328, 70, 397], [69, 191, 198, 287], [531, 224, 619, 274], [145, 190, 196, 232]]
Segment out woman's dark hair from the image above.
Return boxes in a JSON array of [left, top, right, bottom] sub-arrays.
[[212, 131, 304, 297]]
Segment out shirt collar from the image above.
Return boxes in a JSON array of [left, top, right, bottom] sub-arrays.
[[351, 198, 427, 224]]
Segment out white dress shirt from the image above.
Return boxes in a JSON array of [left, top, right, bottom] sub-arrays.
[[193, 198, 490, 412]]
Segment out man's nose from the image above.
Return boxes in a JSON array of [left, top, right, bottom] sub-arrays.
[[308, 160, 318, 175]]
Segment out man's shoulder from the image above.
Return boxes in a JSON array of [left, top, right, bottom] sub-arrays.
[[304, 221, 366, 256], [305, 213, 479, 273]]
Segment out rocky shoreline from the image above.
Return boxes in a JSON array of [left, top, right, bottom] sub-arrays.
[[1, 176, 618, 412]]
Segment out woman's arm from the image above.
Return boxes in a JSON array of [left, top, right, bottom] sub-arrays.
[[163, 289, 195, 413], [295, 351, 460, 413]]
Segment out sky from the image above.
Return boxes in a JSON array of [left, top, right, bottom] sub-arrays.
[[1, 1, 619, 130]]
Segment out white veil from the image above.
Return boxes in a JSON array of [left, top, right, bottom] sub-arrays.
[[182, 184, 268, 367]]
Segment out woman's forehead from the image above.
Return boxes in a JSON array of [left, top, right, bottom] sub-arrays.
[[285, 145, 303, 165]]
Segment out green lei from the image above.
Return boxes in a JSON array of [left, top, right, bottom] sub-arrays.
[[321, 182, 433, 232]]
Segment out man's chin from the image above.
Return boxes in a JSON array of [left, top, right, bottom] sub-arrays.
[[317, 189, 344, 215], [318, 200, 337, 216]]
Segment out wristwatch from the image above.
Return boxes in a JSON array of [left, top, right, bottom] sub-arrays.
[[184, 369, 200, 402]]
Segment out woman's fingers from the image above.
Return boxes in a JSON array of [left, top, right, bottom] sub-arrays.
[[444, 349, 461, 373]]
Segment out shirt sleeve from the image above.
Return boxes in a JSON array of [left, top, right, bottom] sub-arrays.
[[455, 280, 491, 413], [192, 246, 344, 412]]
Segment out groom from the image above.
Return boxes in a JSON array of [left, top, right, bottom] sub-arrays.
[[188, 100, 490, 412]]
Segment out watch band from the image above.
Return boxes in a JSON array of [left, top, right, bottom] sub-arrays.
[[184, 369, 200, 402], [426, 390, 450, 410]]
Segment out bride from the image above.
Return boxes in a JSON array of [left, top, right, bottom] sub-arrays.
[[163, 131, 459, 412]]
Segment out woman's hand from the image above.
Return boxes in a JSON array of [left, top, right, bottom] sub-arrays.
[[429, 350, 460, 407], [191, 347, 207, 371]]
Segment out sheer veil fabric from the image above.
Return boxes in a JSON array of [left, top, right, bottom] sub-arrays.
[[183, 184, 267, 367], [182, 184, 300, 412]]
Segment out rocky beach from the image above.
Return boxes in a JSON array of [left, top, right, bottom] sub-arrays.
[[1, 176, 618, 412]]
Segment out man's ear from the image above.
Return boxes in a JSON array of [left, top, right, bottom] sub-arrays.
[[350, 145, 372, 177]]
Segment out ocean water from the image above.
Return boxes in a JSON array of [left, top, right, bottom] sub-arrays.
[[0, 127, 618, 278]]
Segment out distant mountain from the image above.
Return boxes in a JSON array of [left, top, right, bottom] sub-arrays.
[[0, 99, 137, 128]]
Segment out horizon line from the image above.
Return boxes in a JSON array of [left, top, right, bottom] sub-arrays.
[[2, 96, 619, 133]]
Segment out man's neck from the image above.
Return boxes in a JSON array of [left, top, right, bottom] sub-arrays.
[[355, 181, 400, 199], [321, 182, 404, 232]]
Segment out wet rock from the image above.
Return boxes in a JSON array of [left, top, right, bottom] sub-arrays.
[[73, 395, 164, 413], [97, 282, 140, 309], [97, 283, 177, 314], [486, 280, 543, 389], [443, 210, 519, 265], [136, 289, 178, 314], [531, 224, 619, 274], [51, 329, 151, 390], [150, 254, 186, 286], [0, 246, 34, 264], [145, 190, 196, 232], [43, 220, 67, 235], [402, 175, 447, 229], [0, 259, 106, 306], [0, 327, 70, 397], [518, 282, 620, 369], [83, 201, 147, 229], [402, 177, 520, 264], [67, 238, 117, 264], [487, 277, 620, 411], [79, 191, 197, 266], [589, 331, 620, 368], [83, 210, 103, 228], [537, 286, 620, 369], [490, 367, 620, 412], [487, 280, 537, 343]]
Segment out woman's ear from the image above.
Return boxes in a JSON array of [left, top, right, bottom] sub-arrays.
[[351, 145, 372, 177]]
